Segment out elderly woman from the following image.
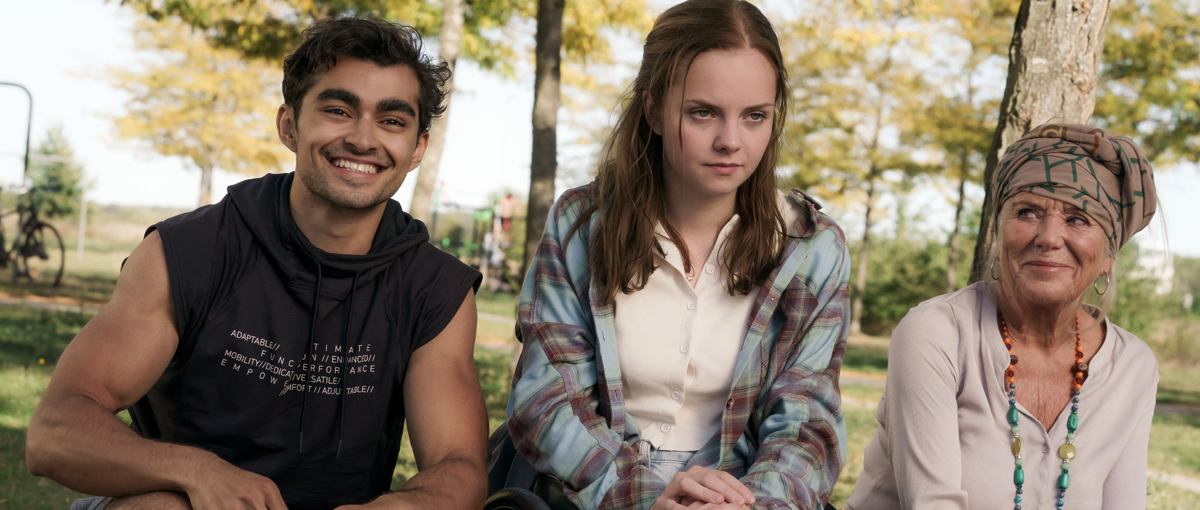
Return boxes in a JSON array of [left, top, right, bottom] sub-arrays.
[[846, 124, 1160, 509]]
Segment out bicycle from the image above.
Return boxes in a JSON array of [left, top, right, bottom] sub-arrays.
[[0, 188, 65, 287]]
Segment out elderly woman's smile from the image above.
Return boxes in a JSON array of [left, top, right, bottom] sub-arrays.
[[999, 193, 1112, 307]]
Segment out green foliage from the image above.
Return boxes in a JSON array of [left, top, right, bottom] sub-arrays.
[[780, 1, 936, 205], [27, 126, 86, 220], [1107, 243, 1174, 340], [118, 0, 649, 77], [853, 232, 974, 335], [109, 18, 292, 203], [1094, 0, 1200, 165]]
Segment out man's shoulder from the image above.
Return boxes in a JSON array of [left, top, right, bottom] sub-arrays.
[[397, 241, 482, 293], [152, 199, 237, 258]]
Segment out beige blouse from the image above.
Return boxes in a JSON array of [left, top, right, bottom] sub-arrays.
[[847, 282, 1158, 510], [614, 192, 799, 451]]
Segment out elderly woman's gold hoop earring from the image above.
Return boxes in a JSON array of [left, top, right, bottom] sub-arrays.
[[989, 257, 1001, 280], [1094, 272, 1110, 295]]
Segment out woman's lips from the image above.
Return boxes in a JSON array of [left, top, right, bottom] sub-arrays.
[[706, 164, 740, 176], [1024, 261, 1071, 273]]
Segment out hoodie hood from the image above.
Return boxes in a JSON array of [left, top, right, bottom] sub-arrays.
[[227, 172, 428, 298]]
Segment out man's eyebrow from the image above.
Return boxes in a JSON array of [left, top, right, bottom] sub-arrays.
[[315, 88, 360, 108], [377, 97, 416, 118]]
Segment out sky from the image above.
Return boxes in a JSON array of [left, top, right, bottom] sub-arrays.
[[0, 0, 1196, 256]]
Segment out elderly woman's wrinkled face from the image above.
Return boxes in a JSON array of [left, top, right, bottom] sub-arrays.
[[998, 193, 1112, 308]]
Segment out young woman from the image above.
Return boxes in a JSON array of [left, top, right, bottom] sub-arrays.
[[507, 1, 851, 509]]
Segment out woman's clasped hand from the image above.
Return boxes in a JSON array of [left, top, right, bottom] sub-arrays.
[[651, 466, 757, 510]]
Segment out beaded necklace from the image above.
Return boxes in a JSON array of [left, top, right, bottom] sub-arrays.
[[1001, 314, 1087, 510]]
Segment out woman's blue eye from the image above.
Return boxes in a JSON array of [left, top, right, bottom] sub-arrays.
[[748, 112, 766, 121], [693, 109, 712, 118]]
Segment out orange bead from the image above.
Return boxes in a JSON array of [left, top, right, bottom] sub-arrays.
[[1074, 382, 1082, 391]]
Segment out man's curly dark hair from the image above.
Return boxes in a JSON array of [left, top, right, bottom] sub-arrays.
[[282, 17, 451, 133]]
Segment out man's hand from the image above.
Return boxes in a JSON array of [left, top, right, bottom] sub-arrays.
[[650, 466, 756, 510], [99, 457, 286, 510], [178, 454, 287, 510], [106, 492, 191, 510]]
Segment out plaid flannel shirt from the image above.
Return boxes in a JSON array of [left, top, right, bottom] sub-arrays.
[[507, 185, 850, 510]]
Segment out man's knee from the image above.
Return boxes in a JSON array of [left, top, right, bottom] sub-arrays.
[[105, 492, 192, 510]]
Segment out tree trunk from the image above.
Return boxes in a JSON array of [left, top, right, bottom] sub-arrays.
[[199, 164, 213, 207], [408, 0, 465, 222], [969, 0, 1112, 282], [521, 0, 565, 278], [849, 180, 876, 335], [947, 165, 967, 293]]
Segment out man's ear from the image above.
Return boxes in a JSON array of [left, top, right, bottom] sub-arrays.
[[407, 131, 431, 172], [277, 104, 298, 153], [642, 91, 662, 136]]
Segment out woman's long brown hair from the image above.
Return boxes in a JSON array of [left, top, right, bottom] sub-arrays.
[[568, 0, 789, 305]]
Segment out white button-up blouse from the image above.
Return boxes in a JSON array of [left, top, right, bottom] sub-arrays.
[[614, 193, 799, 452]]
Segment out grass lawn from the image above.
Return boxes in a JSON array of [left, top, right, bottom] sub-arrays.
[[3, 295, 1199, 508]]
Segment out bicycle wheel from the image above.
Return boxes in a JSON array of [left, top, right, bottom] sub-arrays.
[[16, 221, 65, 287]]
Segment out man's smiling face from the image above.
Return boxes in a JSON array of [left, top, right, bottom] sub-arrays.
[[278, 57, 428, 211]]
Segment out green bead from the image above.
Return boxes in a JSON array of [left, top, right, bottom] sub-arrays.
[[1058, 472, 1070, 490], [1062, 460, 1070, 470], [1015, 458, 1023, 466], [1067, 432, 1076, 441], [1059, 443, 1077, 461], [1008, 407, 1020, 425], [1067, 413, 1079, 432], [1014, 466, 1025, 485], [1012, 425, 1020, 435], [1012, 437, 1022, 455]]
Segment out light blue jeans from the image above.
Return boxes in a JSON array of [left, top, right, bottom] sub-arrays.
[[641, 441, 697, 485]]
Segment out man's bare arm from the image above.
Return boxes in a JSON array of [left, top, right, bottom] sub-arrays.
[[26, 232, 287, 509], [341, 290, 488, 510]]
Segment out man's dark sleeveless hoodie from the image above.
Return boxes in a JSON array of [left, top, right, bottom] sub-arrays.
[[128, 173, 480, 510]]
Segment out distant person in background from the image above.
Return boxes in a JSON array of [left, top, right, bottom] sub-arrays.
[[499, 192, 518, 244], [507, 1, 851, 509], [847, 124, 1160, 509], [26, 17, 487, 510]]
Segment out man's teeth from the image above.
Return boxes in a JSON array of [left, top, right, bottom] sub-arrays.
[[332, 159, 379, 174]]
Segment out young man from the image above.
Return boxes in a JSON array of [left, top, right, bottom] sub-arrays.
[[26, 18, 487, 510]]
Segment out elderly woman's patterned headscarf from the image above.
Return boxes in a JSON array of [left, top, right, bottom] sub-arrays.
[[991, 123, 1158, 251]]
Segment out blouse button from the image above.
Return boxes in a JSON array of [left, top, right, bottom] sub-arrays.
[[725, 398, 734, 409], [680, 344, 689, 354], [705, 265, 715, 274], [671, 391, 681, 400], [660, 423, 671, 433], [687, 301, 697, 310], [1042, 445, 1050, 454]]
